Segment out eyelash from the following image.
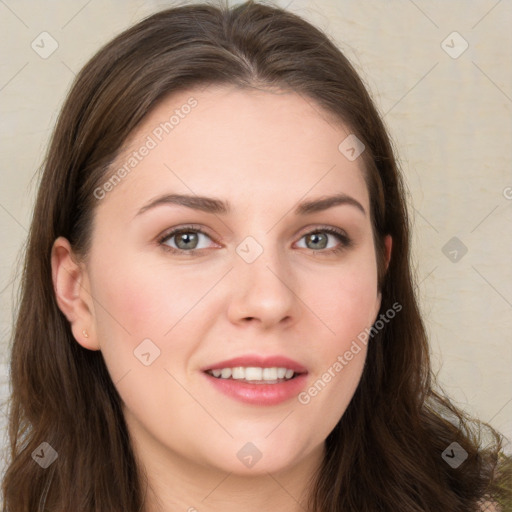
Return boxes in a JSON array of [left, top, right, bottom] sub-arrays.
[[157, 224, 353, 256]]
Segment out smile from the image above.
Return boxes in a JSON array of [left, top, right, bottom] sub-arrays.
[[206, 366, 296, 383], [203, 368, 308, 406]]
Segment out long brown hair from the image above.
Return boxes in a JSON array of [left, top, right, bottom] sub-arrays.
[[2, 1, 510, 510]]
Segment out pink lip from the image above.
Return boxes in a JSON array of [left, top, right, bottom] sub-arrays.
[[202, 372, 308, 406], [200, 354, 308, 406], [201, 355, 308, 373]]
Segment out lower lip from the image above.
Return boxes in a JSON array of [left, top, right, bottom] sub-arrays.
[[203, 372, 308, 406]]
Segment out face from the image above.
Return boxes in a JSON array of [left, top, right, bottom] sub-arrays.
[[53, 84, 390, 478]]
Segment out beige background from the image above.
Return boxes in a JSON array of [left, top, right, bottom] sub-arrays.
[[1, 0, 511, 477]]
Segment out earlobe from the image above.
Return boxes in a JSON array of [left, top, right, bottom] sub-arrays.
[[51, 236, 100, 351]]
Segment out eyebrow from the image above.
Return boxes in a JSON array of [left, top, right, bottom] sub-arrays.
[[135, 192, 366, 217]]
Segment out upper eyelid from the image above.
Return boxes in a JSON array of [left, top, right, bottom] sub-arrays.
[[159, 224, 350, 246]]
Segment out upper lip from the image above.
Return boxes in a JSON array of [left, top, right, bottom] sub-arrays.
[[201, 355, 308, 373]]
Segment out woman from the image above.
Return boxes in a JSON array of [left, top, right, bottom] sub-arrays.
[[2, 1, 510, 510]]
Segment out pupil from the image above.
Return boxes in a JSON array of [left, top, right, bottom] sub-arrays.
[[309, 233, 326, 249], [178, 232, 197, 249]]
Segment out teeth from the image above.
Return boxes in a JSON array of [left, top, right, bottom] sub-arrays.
[[263, 367, 277, 380], [221, 368, 232, 379], [232, 367, 245, 379], [244, 367, 262, 381], [207, 366, 296, 382]]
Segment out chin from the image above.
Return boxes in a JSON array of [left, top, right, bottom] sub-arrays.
[[203, 438, 318, 476]]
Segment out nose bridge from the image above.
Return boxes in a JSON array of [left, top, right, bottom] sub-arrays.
[[228, 229, 297, 326]]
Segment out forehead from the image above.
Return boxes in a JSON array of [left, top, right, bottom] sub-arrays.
[[97, 84, 369, 216]]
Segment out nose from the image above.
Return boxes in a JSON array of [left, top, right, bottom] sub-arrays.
[[226, 239, 299, 329]]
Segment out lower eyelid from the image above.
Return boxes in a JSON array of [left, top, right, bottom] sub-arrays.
[[159, 227, 351, 252], [160, 229, 214, 251], [296, 230, 352, 250]]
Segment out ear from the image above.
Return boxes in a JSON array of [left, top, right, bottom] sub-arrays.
[[51, 236, 100, 351]]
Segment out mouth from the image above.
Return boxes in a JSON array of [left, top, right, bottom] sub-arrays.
[[204, 366, 302, 384], [201, 355, 308, 406]]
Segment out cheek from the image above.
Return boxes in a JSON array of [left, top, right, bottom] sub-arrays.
[[87, 252, 193, 385], [301, 248, 378, 401], [301, 342, 368, 445], [298, 270, 375, 438], [88, 254, 204, 421], [308, 252, 379, 343], [309, 280, 375, 382], [90, 251, 208, 340]]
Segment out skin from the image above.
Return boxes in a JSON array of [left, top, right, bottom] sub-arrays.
[[52, 84, 392, 512]]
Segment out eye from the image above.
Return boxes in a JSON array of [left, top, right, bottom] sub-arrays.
[[157, 224, 353, 255], [158, 225, 215, 255], [296, 226, 353, 255]]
